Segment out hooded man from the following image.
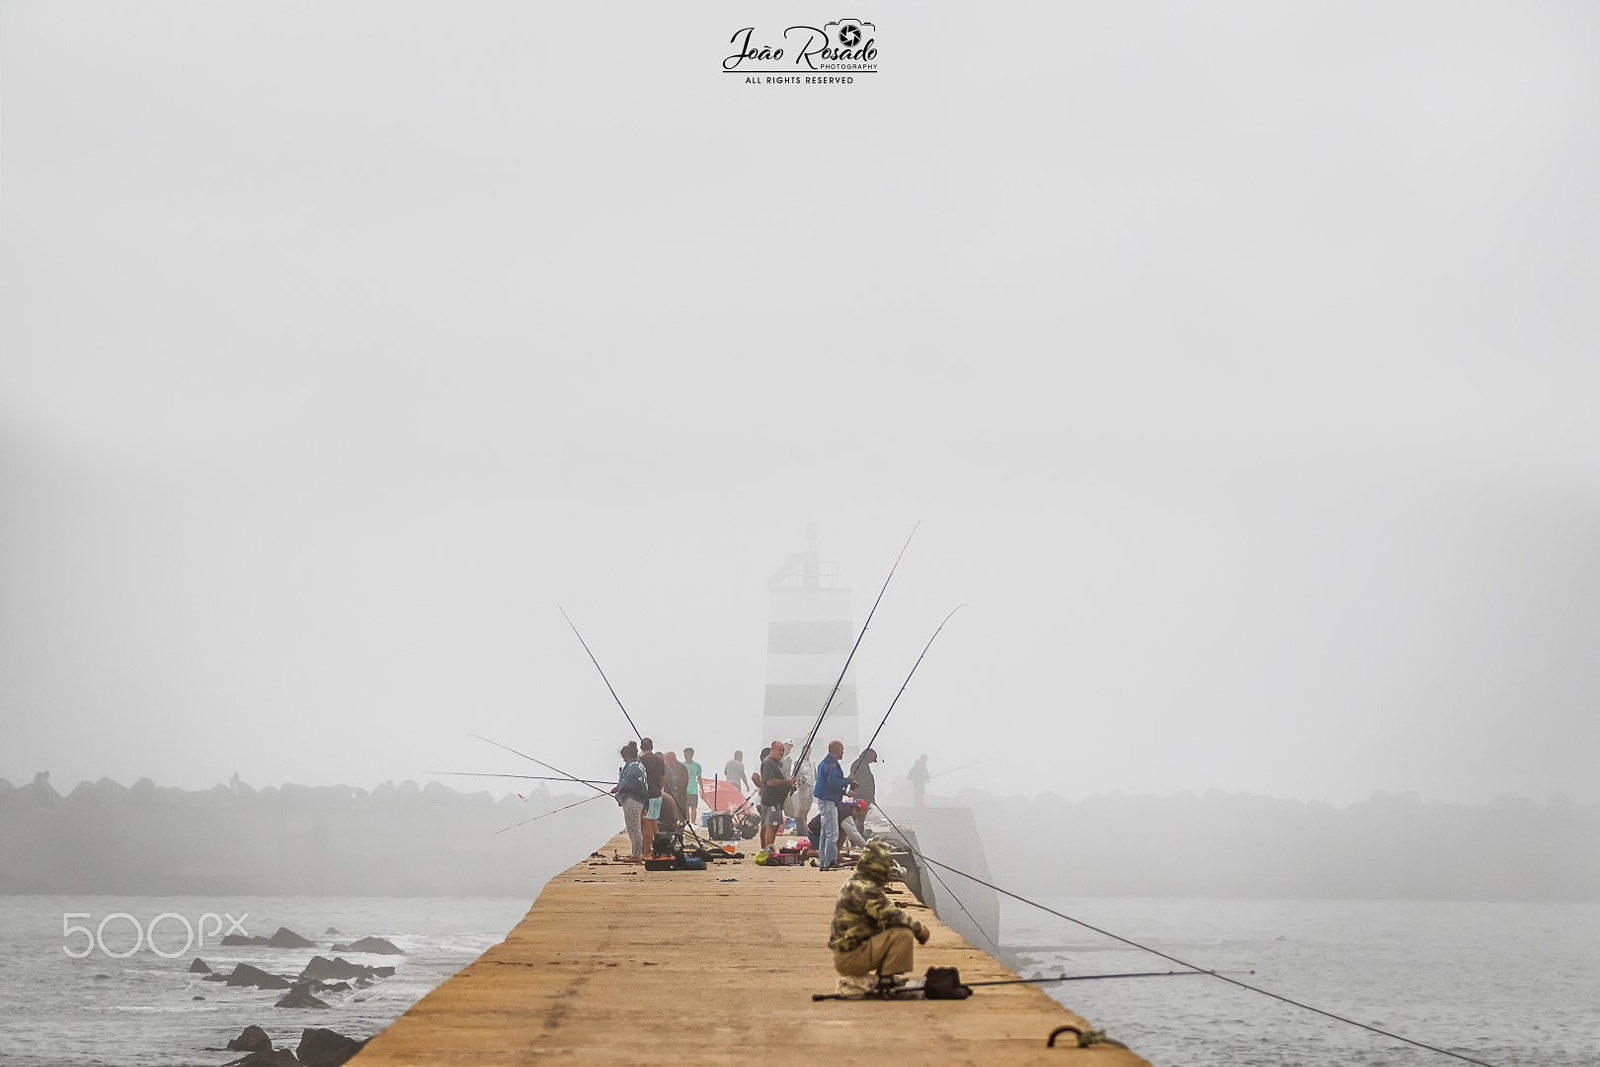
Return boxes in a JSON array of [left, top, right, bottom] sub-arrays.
[[828, 839, 930, 995], [848, 747, 877, 838]]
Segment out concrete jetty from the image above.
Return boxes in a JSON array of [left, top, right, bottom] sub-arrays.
[[351, 832, 1150, 1065]]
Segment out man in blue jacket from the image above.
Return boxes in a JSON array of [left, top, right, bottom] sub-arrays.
[[813, 739, 849, 870]]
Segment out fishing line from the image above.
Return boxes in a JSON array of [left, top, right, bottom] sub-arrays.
[[559, 606, 644, 742], [495, 792, 612, 834], [915, 852, 1505, 1067], [427, 770, 615, 785], [868, 802, 1006, 960], [791, 523, 919, 777]]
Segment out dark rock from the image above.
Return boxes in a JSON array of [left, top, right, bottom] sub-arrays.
[[222, 933, 271, 946], [224, 964, 293, 990], [321, 981, 351, 993], [202, 972, 228, 983], [189, 957, 212, 973], [192, 995, 204, 1000], [227, 1025, 272, 1053], [324, 927, 342, 936], [329, 936, 404, 955], [298, 955, 392, 982], [225, 1050, 298, 1067], [297, 1027, 367, 1067], [274, 983, 330, 1010], [266, 927, 316, 949], [353, 977, 372, 989]]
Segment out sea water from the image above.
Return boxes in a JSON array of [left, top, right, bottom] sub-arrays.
[[1005, 896, 1600, 1067], [2, 894, 1595, 1066], [0, 895, 529, 1067]]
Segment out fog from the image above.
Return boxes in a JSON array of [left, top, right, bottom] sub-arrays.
[[3, 2, 1598, 812]]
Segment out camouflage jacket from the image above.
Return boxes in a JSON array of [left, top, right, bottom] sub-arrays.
[[828, 840, 926, 953]]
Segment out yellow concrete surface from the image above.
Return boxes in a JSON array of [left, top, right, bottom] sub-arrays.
[[352, 832, 1150, 1066]]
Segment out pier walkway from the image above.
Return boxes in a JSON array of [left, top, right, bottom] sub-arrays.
[[351, 832, 1149, 1066]]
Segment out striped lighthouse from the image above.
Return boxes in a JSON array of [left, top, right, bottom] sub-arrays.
[[761, 528, 858, 759]]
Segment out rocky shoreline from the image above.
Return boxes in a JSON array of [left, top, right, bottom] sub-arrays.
[[189, 925, 408, 1065]]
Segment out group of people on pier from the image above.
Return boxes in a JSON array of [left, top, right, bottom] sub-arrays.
[[611, 736, 931, 996], [612, 737, 890, 863]]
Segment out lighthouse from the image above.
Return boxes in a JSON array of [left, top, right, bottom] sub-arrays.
[[761, 526, 859, 758]]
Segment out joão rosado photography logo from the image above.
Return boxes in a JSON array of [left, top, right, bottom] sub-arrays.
[[723, 18, 878, 84]]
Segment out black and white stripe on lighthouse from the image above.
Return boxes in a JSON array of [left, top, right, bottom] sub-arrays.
[[762, 529, 858, 757]]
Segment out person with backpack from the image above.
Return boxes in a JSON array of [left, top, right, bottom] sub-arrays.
[[612, 742, 648, 862]]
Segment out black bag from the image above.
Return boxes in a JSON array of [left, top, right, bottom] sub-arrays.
[[923, 966, 972, 1000]]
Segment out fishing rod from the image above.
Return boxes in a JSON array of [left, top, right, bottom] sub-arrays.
[[559, 606, 643, 741], [967, 969, 1253, 987], [810, 969, 1252, 1001], [913, 852, 1506, 1067], [495, 792, 612, 834], [858, 603, 965, 762], [426, 770, 615, 786], [927, 756, 994, 781], [470, 733, 612, 797], [791, 523, 919, 779]]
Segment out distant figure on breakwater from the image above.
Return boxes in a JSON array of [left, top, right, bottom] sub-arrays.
[[828, 839, 930, 996], [908, 754, 929, 807]]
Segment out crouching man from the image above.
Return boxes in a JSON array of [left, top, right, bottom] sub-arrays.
[[828, 839, 931, 996]]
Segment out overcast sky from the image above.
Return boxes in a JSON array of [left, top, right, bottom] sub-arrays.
[[2, 2, 1596, 805]]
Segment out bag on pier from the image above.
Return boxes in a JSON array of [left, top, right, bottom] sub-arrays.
[[923, 967, 972, 1000]]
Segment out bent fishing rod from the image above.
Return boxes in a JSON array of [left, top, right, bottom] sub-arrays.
[[856, 603, 965, 768], [791, 522, 919, 777], [928, 756, 994, 781], [559, 606, 643, 741]]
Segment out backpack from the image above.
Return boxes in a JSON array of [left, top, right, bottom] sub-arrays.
[[923, 966, 972, 1000]]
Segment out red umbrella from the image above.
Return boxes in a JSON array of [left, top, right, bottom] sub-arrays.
[[700, 779, 752, 813]]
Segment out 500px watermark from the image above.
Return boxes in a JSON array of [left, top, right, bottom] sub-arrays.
[[62, 911, 250, 959]]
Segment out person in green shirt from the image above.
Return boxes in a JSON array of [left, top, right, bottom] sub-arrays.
[[683, 747, 704, 820]]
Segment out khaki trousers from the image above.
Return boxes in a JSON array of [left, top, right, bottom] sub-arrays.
[[832, 927, 915, 977]]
